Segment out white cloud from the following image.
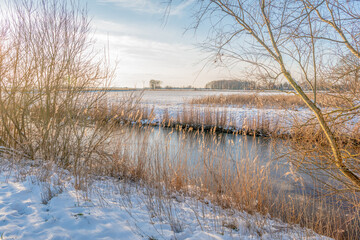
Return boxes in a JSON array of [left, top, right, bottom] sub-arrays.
[[168, 0, 195, 15], [94, 31, 198, 68], [90, 0, 233, 87], [93, 30, 220, 87], [92, 18, 184, 45], [97, 0, 194, 15], [98, 0, 165, 14]]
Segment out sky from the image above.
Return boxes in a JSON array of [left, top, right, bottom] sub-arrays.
[[82, 0, 234, 88]]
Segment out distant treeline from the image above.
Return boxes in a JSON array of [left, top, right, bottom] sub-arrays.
[[205, 79, 358, 91], [205, 80, 292, 90]]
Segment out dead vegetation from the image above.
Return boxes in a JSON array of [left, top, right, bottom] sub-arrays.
[[84, 125, 360, 240], [0, 0, 359, 239], [190, 92, 353, 109]]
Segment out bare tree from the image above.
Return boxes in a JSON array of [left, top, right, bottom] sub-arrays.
[[175, 0, 360, 190], [149, 79, 162, 89]]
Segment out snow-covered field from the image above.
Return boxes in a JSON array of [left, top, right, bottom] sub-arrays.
[[106, 90, 359, 134], [108, 90, 313, 131], [0, 161, 331, 240], [111, 89, 286, 107]]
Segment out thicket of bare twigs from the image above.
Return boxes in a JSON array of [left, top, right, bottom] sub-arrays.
[[0, 0, 119, 187]]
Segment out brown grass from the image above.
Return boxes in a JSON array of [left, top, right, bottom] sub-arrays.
[[86, 125, 360, 239], [87, 98, 360, 239], [160, 105, 283, 137], [158, 103, 360, 152], [87, 96, 155, 126], [190, 93, 353, 109]]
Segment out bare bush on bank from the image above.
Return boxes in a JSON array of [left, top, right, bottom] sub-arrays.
[[0, 0, 119, 186]]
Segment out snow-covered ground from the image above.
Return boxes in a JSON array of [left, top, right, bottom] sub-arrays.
[[0, 161, 331, 240]]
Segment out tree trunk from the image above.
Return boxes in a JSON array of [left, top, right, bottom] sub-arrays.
[[281, 68, 360, 189]]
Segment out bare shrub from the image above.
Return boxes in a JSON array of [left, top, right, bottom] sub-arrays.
[[0, 0, 118, 189], [41, 182, 63, 205]]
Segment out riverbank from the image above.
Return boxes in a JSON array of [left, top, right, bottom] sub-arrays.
[[1, 89, 359, 239], [0, 158, 331, 239]]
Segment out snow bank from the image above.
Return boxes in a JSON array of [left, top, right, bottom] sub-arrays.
[[0, 163, 331, 239]]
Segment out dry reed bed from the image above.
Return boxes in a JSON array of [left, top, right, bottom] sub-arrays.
[[88, 125, 360, 240], [89, 99, 360, 150], [160, 105, 284, 137], [162, 106, 360, 150], [190, 93, 353, 109], [91, 102, 284, 137], [84, 100, 360, 239]]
